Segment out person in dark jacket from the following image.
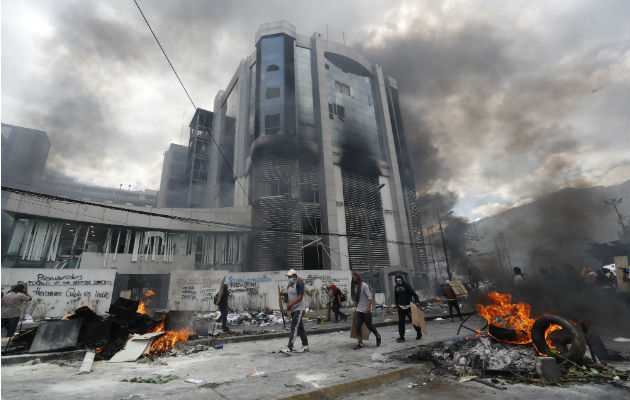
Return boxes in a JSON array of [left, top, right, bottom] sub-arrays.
[[394, 275, 422, 342], [215, 284, 230, 331], [441, 280, 462, 321], [1, 284, 31, 337], [330, 284, 347, 322]]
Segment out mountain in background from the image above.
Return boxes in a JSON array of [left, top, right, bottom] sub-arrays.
[[469, 179, 629, 276]]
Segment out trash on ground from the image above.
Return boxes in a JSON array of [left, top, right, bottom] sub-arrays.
[[247, 368, 265, 377], [407, 383, 420, 388], [78, 350, 95, 375], [185, 378, 204, 384], [122, 374, 179, 384], [613, 337, 630, 342], [370, 353, 388, 363]]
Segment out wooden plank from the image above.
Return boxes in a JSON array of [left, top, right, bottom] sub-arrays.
[[410, 303, 427, 334], [214, 276, 226, 305], [349, 311, 371, 340]]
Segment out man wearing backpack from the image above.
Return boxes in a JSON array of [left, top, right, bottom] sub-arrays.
[[330, 284, 348, 323], [393, 274, 422, 342]]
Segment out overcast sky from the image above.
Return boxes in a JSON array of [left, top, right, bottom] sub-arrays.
[[2, 0, 628, 219]]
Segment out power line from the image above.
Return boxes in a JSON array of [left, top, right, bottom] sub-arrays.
[[131, 0, 256, 216], [132, 0, 195, 108]]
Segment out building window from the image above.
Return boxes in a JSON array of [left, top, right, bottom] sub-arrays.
[[302, 216, 321, 235], [328, 103, 334, 120], [334, 81, 351, 96], [264, 114, 281, 135], [325, 64, 329, 70], [265, 87, 280, 99], [300, 188, 319, 203], [266, 64, 280, 72], [335, 104, 345, 120]]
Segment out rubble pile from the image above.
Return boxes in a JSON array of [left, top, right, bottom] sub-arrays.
[[428, 337, 537, 374]]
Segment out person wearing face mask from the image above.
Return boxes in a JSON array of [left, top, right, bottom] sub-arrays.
[[280, 269, 309, 354], [393, 274, 422, 342]]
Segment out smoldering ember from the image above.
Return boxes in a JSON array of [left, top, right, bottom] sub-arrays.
[[2, 2, 630, 400]]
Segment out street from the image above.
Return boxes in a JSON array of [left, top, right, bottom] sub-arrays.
[[2, 316, 628, 400]]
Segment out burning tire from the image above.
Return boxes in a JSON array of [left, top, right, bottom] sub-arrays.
[[531, 315, 586, 363]]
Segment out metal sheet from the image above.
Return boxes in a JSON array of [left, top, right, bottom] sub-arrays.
[[29, 319, 82, 353]]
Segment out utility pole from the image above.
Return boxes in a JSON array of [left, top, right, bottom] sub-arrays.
[[437, 210, 453, 280]]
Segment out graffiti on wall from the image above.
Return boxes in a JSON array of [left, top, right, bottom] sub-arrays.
[[0, 269, 116, 319]]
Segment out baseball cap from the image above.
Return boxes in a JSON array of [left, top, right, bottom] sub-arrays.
[[286, 269, 297, 276]]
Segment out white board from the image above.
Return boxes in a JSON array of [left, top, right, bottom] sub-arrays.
[[1, 268, 116, 319]]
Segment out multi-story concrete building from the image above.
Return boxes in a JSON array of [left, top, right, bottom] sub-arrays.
[[1, 123, 51, 189], [3, 22, 429, 303], [162, 21, 429, 290]]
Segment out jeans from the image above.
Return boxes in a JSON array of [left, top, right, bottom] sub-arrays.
[[287, 310, 308, 349], [355, 312, 379, 344], [1, 317, 20, 337], [447, 299, 462, 320], [397, 307, 422, 338], [216, 307, 228, 329], [332, 304, 346, 321]]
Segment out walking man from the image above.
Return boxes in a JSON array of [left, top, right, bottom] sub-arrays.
[[352, 272, 381, 350], [215, 283, 230, 332], [281, 269, 309, 354], [441, 280, 462, 321], [393, 274, 422, 342]]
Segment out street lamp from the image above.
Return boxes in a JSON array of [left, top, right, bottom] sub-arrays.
[[437, 210, 454, 280]]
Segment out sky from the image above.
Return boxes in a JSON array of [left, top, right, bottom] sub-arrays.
[[2, 0, 629, 220]]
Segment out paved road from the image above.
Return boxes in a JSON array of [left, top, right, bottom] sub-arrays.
[[2, 316, 628, 400]]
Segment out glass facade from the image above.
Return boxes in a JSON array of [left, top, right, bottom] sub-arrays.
[[218, 81, 238, 206], [325, 58, 385, 160], [256, 35, 296, 138], [295, 46, 316, 141]]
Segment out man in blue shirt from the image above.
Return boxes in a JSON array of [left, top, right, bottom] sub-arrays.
[[280, 269, 309, 354]]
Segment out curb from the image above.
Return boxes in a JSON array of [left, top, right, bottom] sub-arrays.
[[1, 349, 86, 367], [275, 365, 422, 400]]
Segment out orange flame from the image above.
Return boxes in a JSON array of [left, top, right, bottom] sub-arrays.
[[138, 291, 192, 355], [149, 328, 194, 354], [476, 291, 536, 344], [136, 290, 156, 315], [544, 324, 563, 351]]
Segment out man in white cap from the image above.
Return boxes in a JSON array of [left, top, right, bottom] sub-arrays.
[[280, 269, 309, 354]]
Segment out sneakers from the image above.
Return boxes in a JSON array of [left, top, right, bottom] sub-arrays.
[[353, 343, 364, 350], [280, 347, 293, 355], [416, 333, 422, 340], [396, 337, 405, 343], [342, 314, 348, 322], [376, 335, 381, 347], [302, 345, 309, 352]]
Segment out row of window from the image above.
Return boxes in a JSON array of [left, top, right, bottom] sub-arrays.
[[328, 103, 345, 120]]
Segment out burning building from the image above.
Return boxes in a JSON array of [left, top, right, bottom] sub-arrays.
[[158, 21, 429, 290]]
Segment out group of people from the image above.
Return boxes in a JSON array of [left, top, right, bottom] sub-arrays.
[[279, 270, 426, 354]]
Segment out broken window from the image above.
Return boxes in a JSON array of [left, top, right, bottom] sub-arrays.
[[300, 188, 319, 203], [302, 216, 321, 235], [266, 64, 280, 72], [328, 103, 334, 120]]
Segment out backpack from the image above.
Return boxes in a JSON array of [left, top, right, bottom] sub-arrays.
[[339, 291, 347, 302]]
